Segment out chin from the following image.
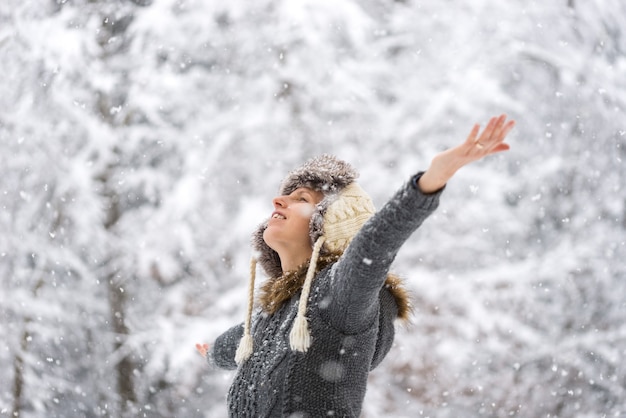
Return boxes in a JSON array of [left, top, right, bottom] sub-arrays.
[[262, 228, 277, 251]]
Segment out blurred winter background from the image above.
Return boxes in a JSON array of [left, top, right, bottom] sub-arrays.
[[1, 0, 625, 417]]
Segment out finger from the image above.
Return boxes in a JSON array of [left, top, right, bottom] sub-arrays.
[[485, 115, 501, 134], [495, 115, 509, 137], [498, 120, 516, 139], [471, 117, 497, 148], [495, 114, 508, 128], [492, 116, 514, 137], [465, 124, 481, 144], [489, 143, 510, 154], [472, 118, 494, 147], [484, 115, 506, 140], [488, 122, 514, 150]]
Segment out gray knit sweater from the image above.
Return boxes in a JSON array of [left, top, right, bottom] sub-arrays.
[[211, 175, 442, 417]]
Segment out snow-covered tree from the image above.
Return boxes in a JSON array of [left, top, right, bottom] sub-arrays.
[[1, 0, 624, 417]]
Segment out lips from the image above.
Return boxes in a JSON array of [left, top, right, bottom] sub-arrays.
[[271, 211, 286, 220]]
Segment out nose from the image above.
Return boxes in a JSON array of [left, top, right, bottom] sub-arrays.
[[272, 195, 287, 208]]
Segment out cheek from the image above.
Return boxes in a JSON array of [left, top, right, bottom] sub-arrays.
[[296, 204, 316, 218], [295, 205, 315, 232]]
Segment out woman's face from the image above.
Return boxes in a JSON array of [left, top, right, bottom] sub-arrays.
[[263, 187, 324, 255]]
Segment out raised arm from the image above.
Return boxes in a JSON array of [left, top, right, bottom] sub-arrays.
[[324, 114, 516, 332], [323, 174, 440, 333]]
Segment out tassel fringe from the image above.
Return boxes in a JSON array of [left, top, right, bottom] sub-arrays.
[[235, 333, 254, 364], [289, 314, 311, 351]]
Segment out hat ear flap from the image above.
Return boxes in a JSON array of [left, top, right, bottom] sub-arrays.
[[251, 222, 283, 279], [308, 200, 328, 252], [322, 183, 375, 253]]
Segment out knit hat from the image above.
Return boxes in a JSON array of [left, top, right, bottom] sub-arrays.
[[235, 155, 376, 364]]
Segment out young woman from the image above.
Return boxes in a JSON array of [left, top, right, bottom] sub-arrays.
[[197, 114, 516, 417]]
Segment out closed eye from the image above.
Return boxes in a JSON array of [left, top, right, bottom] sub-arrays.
[[292, 191, 311, 202], [290, 188, 321, 204]]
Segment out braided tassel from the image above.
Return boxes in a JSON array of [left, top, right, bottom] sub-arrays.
[[235, 258, 257, 365], [289, 237, 325, 352]]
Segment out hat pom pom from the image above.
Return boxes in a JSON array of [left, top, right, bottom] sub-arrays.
[[289, 314, 312, 352], [235, 333, 254, 365]]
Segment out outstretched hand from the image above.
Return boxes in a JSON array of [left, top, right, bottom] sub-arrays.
[[196, 343, 209, 358], [418, 114, 516, 194]]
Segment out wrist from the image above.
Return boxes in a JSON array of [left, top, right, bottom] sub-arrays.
[[417, 170, 449, 194]]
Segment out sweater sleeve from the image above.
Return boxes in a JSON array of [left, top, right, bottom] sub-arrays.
[[323, 174, 442, 333], [209, 323, 244, 370]]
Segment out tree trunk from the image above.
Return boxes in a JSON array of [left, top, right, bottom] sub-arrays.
[[98, 166, 137, 415], [11, 279, 43, 417], [107, 270, 137, 415], [11, 327, 28, 417]]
